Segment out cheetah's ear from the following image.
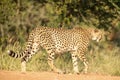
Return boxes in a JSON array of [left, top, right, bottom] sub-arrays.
[[94, 29, 99, 33]]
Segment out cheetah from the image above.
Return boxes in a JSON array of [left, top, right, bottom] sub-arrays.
[[7, 26, 103, 74]]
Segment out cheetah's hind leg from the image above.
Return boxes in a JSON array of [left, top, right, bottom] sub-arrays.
[[47, 51, 64, 74]]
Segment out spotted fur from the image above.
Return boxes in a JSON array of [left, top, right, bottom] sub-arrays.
[[8, 26, 102, 74]]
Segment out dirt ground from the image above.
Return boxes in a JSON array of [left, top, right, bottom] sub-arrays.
[[0, 70, 120, 80]]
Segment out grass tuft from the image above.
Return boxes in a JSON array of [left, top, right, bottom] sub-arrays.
[[0, 42, 120, 76]]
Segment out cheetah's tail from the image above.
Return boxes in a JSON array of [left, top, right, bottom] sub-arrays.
[[7, 50, 24, 58]]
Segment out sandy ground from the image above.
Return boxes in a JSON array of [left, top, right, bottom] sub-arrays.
[[0, 70, 120, 80]]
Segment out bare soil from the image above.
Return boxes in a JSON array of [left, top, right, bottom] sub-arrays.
[[0, 70, 120, 80]]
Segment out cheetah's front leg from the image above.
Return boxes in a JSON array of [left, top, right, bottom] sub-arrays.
[[71, 53, 79, 74], [78, 54, 88, 74]]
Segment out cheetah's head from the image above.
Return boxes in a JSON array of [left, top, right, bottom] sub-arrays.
[[91, 29, 102, 42]]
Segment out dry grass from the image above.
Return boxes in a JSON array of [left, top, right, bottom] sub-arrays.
[[0, 41, 120, 76]]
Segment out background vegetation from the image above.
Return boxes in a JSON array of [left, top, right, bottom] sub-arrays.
[[0, 0, 120, 76]]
